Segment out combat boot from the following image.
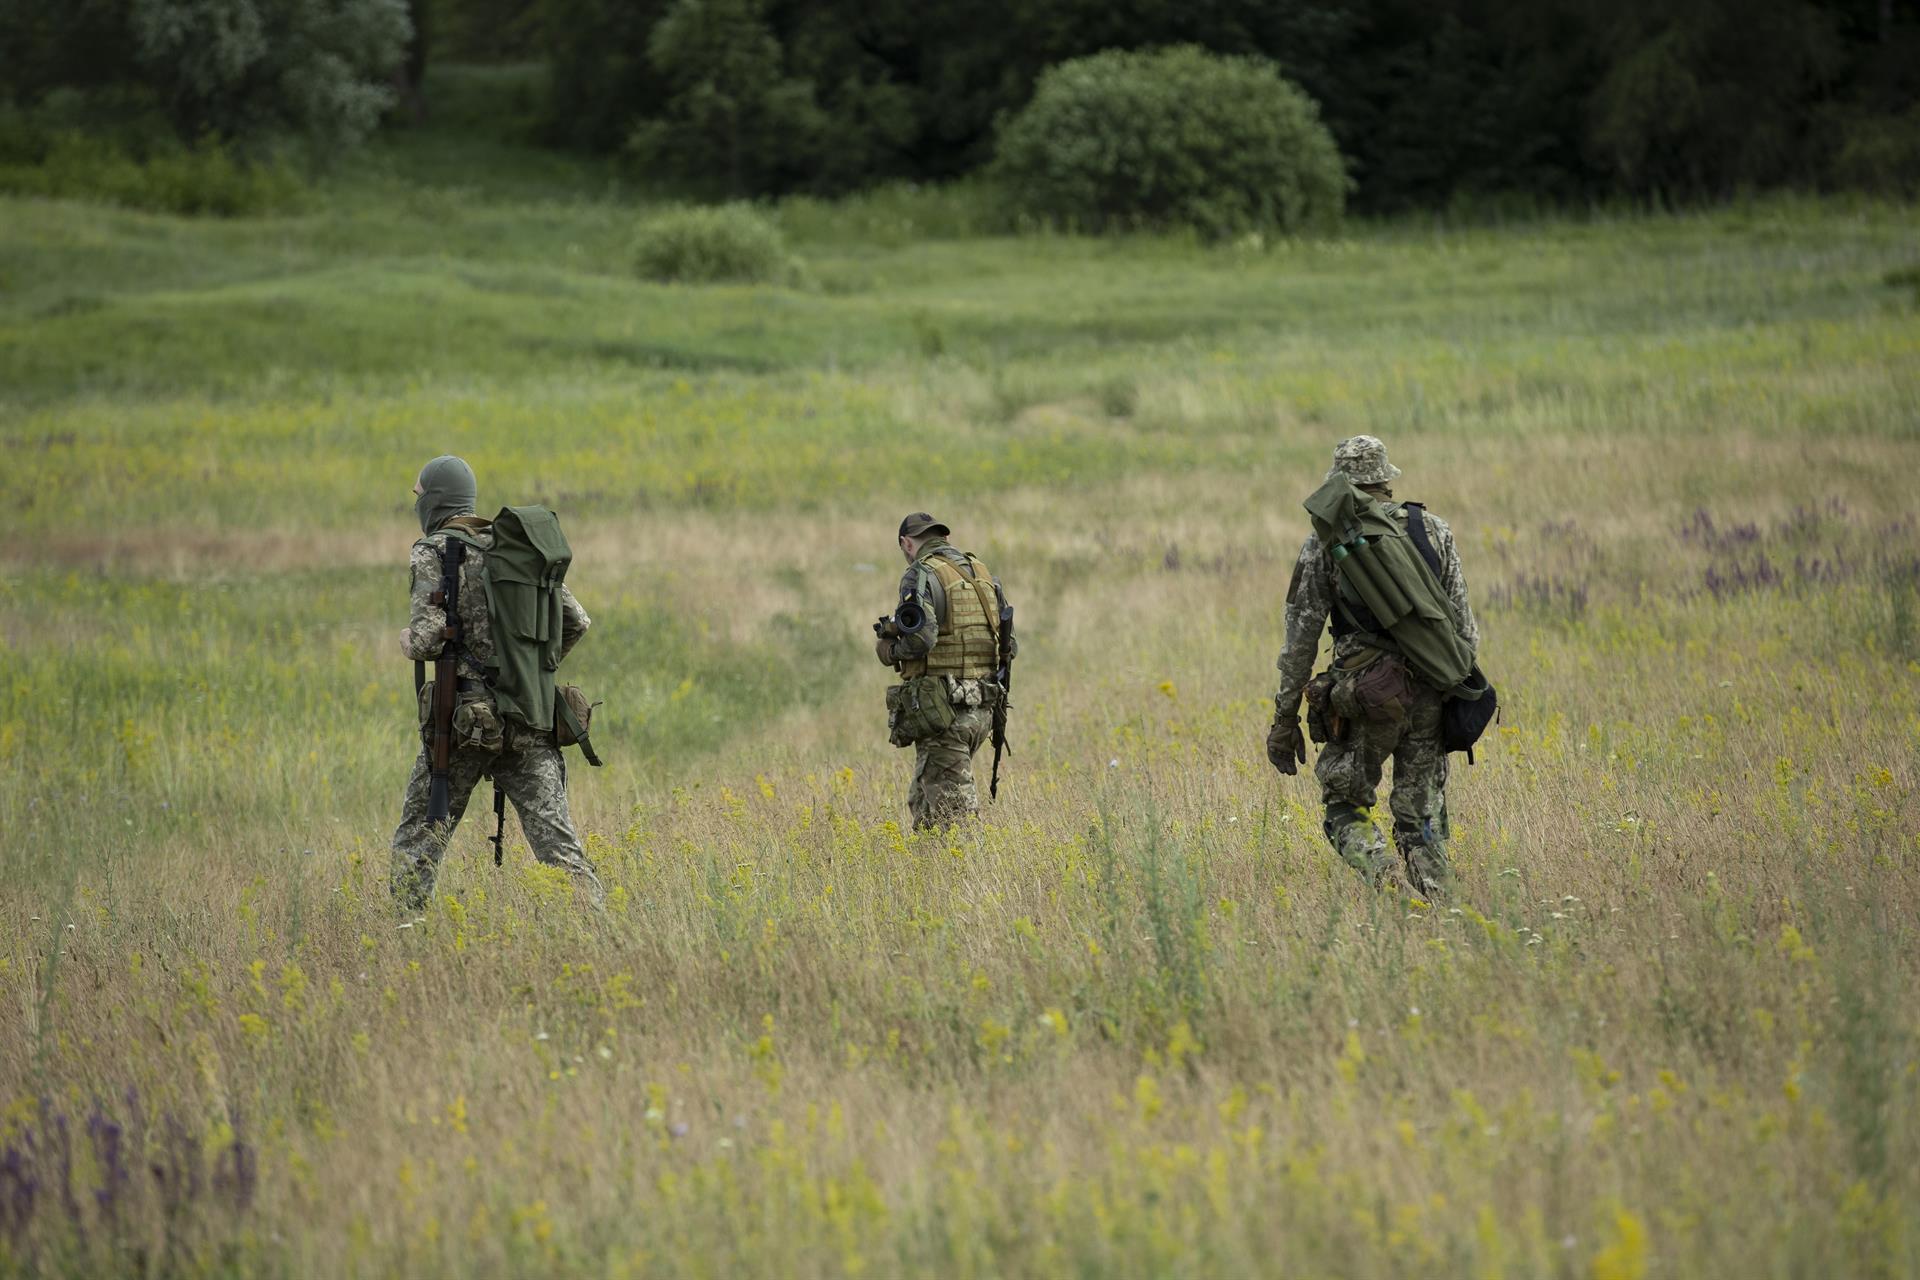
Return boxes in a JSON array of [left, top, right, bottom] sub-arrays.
[[1393, 819, 1452, 900]]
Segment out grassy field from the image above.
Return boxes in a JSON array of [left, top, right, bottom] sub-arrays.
[[2, 73, 1920, 1276]]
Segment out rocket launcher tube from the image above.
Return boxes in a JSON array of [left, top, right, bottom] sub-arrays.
[[1337, 538, 1416, 626]]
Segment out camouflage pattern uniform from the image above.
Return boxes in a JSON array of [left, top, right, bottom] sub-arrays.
[[1273, 437, 1478, 894], [878, 520, 1015, 831], [391, 518, 604, 909]]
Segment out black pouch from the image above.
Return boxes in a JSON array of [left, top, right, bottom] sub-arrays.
[[1441, 666, 1498, 759], [886, 676, 956, 748], [1304, 670, 1337, 743]]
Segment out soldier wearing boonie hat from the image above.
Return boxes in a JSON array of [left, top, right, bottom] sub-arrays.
[[1266, 436, 1479, 898], [873, 513, 1017, 830]]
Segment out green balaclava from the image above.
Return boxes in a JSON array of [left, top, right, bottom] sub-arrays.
[[415, 455, 477, 534]]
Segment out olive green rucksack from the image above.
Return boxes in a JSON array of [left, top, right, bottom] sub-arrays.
[[1302, 474, 1477, 697], [444, 506, 601, 764]]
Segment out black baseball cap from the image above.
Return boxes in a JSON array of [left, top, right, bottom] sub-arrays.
[[899, 512, 950, 538]]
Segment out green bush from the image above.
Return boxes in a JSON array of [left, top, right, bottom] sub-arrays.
[[631, 203, 795, 284], [0, 130, 302, 216], [992, 46, 1349, 239]]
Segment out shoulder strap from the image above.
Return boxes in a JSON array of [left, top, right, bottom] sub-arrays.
[[959, 555, 1001, 641], [1401, 503, 1443, 579]]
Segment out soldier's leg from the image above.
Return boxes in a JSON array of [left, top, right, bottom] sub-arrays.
[[390, 747, 489, 911], [491, 733, 604, 905], [1389, 690, 1451, 896], [909, 707, 990, 831], [1315, 718, 1397, 882]]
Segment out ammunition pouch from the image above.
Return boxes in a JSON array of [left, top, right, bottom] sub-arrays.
[[1332, 655, 1415, 731], [1304, 670, 1338, 744], [453, 696, 506, 754], [418, 679, 507, 754], [887, 675, 956, 748], [554, 684, 604, 766]]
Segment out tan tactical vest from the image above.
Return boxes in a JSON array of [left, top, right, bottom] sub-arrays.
[[901, 551, 1001, 680]]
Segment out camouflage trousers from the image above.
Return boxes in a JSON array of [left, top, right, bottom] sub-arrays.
[[908, 704, 994, 831], [390, 725, 603, 911], [1315, 659, 1452, 894]]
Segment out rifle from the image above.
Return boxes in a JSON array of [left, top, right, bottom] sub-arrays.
[[425, 539, 467, 826], [989, 597, 1014, 800]]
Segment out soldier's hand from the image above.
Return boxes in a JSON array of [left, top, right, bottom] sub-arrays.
[[398, 628, 413, 657], [1266, 715, 1307, 776], [873, 634, 895, 666]]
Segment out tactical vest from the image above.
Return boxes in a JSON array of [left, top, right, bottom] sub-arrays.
[[901, 550, 1001, 680]]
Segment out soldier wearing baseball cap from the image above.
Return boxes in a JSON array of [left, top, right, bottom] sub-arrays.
[[874, 513, 1016, 829], [1266, 436, 1480, 899]]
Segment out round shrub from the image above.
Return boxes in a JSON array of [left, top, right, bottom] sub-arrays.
[[993, 45, 1349, 238], [632, 203, 795, 285]]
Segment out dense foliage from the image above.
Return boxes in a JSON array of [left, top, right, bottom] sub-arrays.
[[3, 0, 412, 156], [993, 47, 1347, 236], [528, 0, 1920, 207], [1, 0, 1914, 209]]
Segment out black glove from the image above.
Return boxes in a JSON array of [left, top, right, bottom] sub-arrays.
[[1267, 713, 1307, 776]]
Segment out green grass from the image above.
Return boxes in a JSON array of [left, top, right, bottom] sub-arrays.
[[1, 67, 1918, 1278]]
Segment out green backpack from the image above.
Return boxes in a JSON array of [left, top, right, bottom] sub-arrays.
[[444, 505, 600, 761], [1302, 474, 1477, 696]]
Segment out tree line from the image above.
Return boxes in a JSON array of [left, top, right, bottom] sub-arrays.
[[512, 0, 1920, 207], [5, 0, 1917, 210]]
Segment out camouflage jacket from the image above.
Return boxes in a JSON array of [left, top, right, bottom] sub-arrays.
[[880, 537, 1017, 667], [403, 518, 590, 683], [1274, 504, 1477, 710]]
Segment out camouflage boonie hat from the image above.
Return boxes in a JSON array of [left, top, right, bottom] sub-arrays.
[[1327, 435, 1401, 486]]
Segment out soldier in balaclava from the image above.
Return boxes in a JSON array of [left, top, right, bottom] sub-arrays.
[[1267, 437, 1479, 896], [390, 455, 603, 912]]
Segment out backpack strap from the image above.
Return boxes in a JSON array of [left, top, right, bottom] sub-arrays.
[[1401, 503, 1444, 579]]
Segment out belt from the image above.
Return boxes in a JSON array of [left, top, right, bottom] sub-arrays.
[[458, 678, 489, 693]]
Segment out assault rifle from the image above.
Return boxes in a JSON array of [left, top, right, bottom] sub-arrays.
[[989, 598, 1014, 800], [423, 540, 466, 826]]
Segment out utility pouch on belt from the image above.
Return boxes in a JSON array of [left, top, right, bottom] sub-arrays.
[[417, 680, 436, 734], [453, 698, 505, 753], [1304, 670, 1338, 744], [554, 684, 604, 766], [1352, 655, 1415, 725], [887, 675, 955, 748]]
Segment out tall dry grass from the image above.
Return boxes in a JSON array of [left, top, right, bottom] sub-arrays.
[[2, 194, 1918, 1276]]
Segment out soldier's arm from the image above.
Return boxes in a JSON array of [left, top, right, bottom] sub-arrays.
[[884, 563, 941, 664], [1432, 517, 1479, 653], [556, 585, 591, 665], [401, 540, 449, 661], [1274, 537, 1331, 711]]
